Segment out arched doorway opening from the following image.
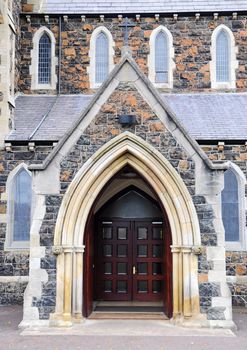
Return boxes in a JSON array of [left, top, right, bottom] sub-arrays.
[[51, 132, 201, 326], [83, 166, 172, 318]]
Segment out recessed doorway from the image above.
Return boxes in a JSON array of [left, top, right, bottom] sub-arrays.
[[83, 168, 172, 318]]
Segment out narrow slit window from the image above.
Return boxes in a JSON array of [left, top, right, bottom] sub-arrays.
[[95, 32, 109, 84], [38, 33, 51, 84], [12, 169, 32, 241], [155, 31, 168, 83], [216, 30, 230, 83], [222, 169, 240, 242]]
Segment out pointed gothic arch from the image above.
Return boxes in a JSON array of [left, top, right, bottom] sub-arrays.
[[51, 132, 201, 325], [210, 24, 238, 89], [148, 25, 175, 88], [88, 26, 115, 88], [5, 163, 32, 250], [30, 26, 57, 90]]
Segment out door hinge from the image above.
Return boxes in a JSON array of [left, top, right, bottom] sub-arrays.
[[133, 266, 136, 275]]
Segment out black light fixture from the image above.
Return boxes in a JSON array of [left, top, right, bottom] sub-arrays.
[[118, 114, 136, 125]]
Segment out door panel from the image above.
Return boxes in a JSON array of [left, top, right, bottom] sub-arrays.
[[133, 221, 164, 301], [96, 221, 132, 301]]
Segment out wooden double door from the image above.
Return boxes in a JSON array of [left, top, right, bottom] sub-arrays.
[[95, 219, 165, 302]]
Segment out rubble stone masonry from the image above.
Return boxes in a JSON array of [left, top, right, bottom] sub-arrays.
[[18, 14, 247, 94]]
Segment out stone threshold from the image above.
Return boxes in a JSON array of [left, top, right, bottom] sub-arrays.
[[21, 319, 235, 337], [88, 311, 168, 320]]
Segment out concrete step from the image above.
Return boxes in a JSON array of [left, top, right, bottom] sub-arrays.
[[88, 311, 168, 320]]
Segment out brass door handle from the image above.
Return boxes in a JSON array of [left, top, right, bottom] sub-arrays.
[[133, 266, 136, 275]]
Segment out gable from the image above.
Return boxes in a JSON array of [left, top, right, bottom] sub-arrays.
[[29, 54, 228, 172]]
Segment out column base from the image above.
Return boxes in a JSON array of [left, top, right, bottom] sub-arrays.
[[49, 312, 85, 327], [49, 313, 73, 327], [170, 313, 236, 330]]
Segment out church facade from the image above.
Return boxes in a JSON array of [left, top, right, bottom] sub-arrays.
[[0, 0, 247, 329]]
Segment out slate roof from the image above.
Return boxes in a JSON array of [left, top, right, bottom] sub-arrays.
[[39, 1, 247, 14], [9, 95, 92, 141], [161, 93, 247, 140], [8, 93, 247, 142]]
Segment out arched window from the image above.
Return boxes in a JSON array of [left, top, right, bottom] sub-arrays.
[[155, 31, 168, 83], [30, 27, 57, 90], [148, 26, 175, 88], [216, 30, 230, 83], [95, 32, 109, 84], [222, 169, 239, 242], [210, 25, 238, 89], [5, 165, 32, 249], [221, 165, 246, 250], [38, 32, 51, 84], [88, 26, 115, 88]]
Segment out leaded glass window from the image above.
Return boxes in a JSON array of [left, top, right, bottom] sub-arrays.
[[155, 31, 168, 83], [216, 30, 230, 82], [95, 32, 109, 84], [38, 33, 51, 84], [12, 168, 32, 241], [222, 169, 240, 242]]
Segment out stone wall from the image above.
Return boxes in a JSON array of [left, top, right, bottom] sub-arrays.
[[226, 251, 247, 307], [0, 144, 53, 305], [201, 144, 247, 308], [33, 82, 220, 320], [18, 14, 247, 94]]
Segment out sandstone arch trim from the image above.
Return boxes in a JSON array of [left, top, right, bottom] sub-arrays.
[[51, 132, 201, 325]]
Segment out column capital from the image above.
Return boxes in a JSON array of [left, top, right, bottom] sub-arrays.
[[52, 245, 85, 255]]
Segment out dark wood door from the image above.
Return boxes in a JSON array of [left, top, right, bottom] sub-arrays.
[[133, 221, 164, 301], [95, 219, 165, 302], [96, 220, 133, 301]]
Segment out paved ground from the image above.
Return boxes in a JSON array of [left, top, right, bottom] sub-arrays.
[[0, 306, 246, 350]]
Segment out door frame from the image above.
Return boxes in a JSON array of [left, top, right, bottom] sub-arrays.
[[83, 185, 173, 318]]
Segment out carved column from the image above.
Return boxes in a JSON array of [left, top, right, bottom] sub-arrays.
[[63, 247, 73, 322], [171, 246, 181, 318], [182, 247, 192, 318], [73, 246, 85, 319]]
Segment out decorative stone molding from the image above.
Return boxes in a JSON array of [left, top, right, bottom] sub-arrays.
[[26, 15, 31, 23], [213, 13, 219, 20], [148, 25, 175, 89], [5, 142, 12, 152], [195, 13, 200, 21], [52, 245, 85, 255], [210, 24, 238, 89], [192, 246, 203, 255], [217, 141, 225, 152], [51, 132, 201, 326], [52, 246, 63, 255], [30, 26, 57, 91], [28, 142, 35, 152], [88, 26, 115, 89]]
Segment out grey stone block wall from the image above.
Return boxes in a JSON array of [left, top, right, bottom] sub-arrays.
[[0, 281, 28, 305], [0, 145, 53, 305], [201, 145, 247, 308], [33, 82, 219, 320]]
